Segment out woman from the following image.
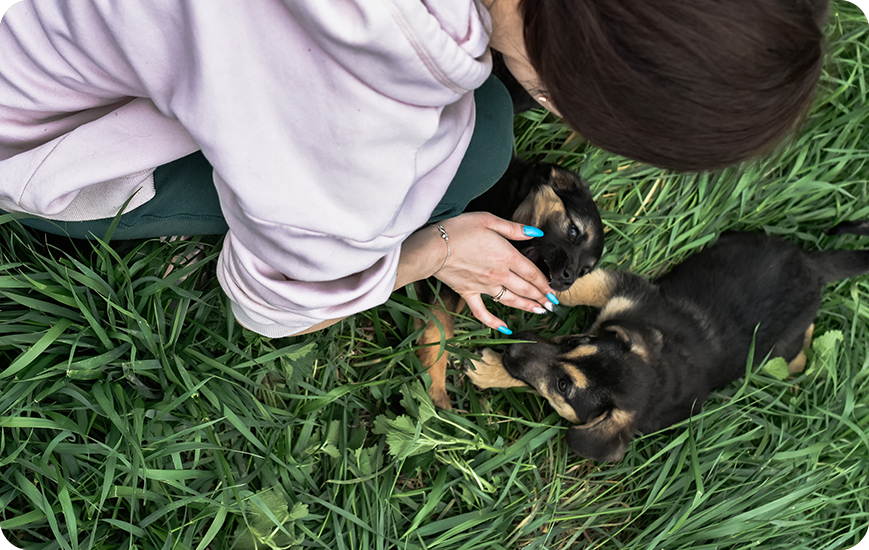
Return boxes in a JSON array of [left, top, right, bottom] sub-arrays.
[[0, 0, 827, 337]]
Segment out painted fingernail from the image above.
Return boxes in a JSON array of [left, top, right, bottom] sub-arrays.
[[523, 226, 544, 237], [543, 301, 555, 313], [532, 307, 548, 315], [497, 326, 513, 335], [546, 293, 560, 305]]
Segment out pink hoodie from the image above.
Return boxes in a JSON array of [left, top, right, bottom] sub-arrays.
[[0, 0, 493, 336]]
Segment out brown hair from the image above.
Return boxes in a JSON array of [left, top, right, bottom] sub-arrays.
[[521, 0, 829, 172]]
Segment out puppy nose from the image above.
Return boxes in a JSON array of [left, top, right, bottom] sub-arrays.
[[505, 342, 527, 358], [506, 331, 537, 357], [558, 267, 574, 285]]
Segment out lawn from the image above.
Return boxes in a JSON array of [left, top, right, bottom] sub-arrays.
[[1, 2, 868, 549]]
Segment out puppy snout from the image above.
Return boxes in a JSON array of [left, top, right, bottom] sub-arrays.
[[558, 267, 575, 287], [512, 330, 539, 342], [506, 331, 539, 357]]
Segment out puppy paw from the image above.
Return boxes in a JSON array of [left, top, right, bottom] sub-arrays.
[[465, 348, 528, 389], [556, 269, 617, 308]]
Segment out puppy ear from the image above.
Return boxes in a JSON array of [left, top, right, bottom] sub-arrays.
[[606, 324, 633, 347], [565, 409, 635, 462], [547, 166, 582, 192], [604, 323, 663, 363]]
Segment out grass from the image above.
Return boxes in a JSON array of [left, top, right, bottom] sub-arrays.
[[1, 3, 868, 549]]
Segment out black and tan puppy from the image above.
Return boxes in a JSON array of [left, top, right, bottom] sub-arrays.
[[417, 158, 604, 409], [467, 228, 869, 461]]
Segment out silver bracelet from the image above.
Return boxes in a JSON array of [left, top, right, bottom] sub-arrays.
[[432, 224, 450, 276]]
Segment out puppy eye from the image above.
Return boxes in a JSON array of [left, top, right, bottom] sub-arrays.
[[568, 224, 579, 239], [557, 379, 570, 393]]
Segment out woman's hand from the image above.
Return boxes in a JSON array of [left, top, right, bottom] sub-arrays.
[[398, 212, 557, 334]]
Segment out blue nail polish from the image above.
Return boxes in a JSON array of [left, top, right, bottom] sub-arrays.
[[497, 326, 513, 335], [523, 226, 544, 238], [546, 293, 560, 305]]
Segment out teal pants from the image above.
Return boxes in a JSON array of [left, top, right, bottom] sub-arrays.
[[9, 75, 513, 240]]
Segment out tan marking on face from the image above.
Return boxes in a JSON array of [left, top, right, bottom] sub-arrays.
[[562, 345, 597, 362], [533, 360, 589, 423], [465, 348, 529, 389], [512, 186, 565, 228], [561, 363, 589, 390], [537, 389, 582, 424], [556, 269, 616, 308], [583, 217, 596, 244], [548, 168, 597, 242]]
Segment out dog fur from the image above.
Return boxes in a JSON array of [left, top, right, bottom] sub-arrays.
[[467, 228, 869, 461], [416, 158, 604, 409]]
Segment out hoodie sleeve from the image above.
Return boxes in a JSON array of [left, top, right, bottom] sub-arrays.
[[0, 0, 493, 336]]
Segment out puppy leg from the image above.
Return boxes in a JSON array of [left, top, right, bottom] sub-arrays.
[[787, 323, 815, 375], [802, 323, 815, 348], [556, 269, 620, 307], [465, 349, 529, 389], [416, 287, 465, 410], [787, 351, 807, 375]]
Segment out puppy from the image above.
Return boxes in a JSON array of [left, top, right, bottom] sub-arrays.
[[467, 228, 869, 461], [417, 158, 604, 409]]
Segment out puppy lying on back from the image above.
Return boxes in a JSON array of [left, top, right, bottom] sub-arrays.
[[467, 228, 869, 461], [417, 158, 604, 409]]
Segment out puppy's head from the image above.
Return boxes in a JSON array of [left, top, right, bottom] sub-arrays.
[[510, 164, 604, 291], [503, 322, 662, 462]]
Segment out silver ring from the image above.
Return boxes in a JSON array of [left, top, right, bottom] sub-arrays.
[[493, 286, 507, 303]]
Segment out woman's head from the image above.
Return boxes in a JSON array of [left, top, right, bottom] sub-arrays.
[[520, 0, 829, 171]]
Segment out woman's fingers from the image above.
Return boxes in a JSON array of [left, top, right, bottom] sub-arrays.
[[464, 294, 511, 334], [477, 214, 554, 293], [450, 213, 554, 289], [481, 211, 542, 242], [503, 268, 556, 310], [490, 283, 553, 315], [431, 212, 562, 332], [464, 284, 554, 333]]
